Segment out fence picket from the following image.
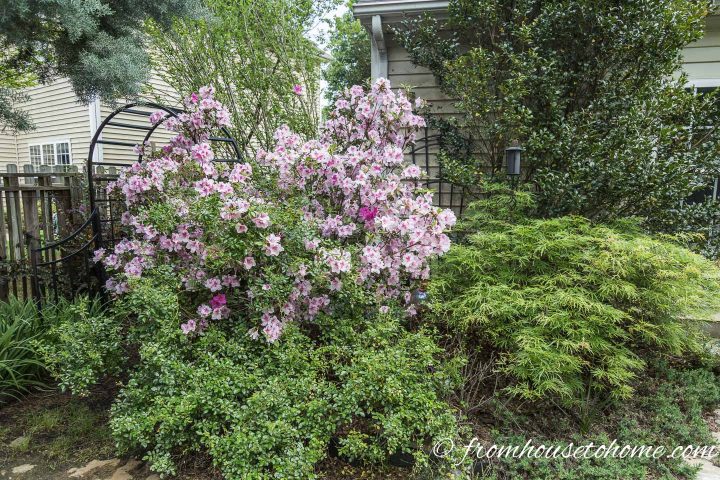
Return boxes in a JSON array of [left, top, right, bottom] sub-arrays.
[[0, 190, 7, 301], [0, 167, 85, 300]]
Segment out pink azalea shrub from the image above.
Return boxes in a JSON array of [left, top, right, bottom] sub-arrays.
[[95, 79, 456, 342]]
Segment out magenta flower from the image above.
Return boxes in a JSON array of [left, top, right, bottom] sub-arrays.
[[293, 84, 304, 95], [210, 293, 227, 309], [358, 206, 378, 222]]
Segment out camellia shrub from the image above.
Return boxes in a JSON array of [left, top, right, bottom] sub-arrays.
[[429, 190, 720, 412], [77, 80, 463, 477]]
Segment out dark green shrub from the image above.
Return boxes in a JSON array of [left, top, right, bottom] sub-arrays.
[[36, 295, 122, 396], [47, 278, 464, 478], [0, 296, 46, 402], [430, 194, 720, 408], [394, 0, 720, 257]]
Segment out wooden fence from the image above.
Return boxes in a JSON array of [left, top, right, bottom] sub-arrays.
[[0, 164, 85, 301]]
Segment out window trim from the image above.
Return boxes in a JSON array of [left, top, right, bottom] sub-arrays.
[[27, 139, 73, 167], [686, 79, 720, 90]]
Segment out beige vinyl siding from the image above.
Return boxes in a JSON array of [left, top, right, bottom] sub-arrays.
[[386, 32, 455, 114], [681, 16, 720, 84], [0, 133, 18, 170], [8, 78, 90, 171]]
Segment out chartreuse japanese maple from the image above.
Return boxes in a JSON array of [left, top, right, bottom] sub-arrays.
[[430, 190, 720, 409]]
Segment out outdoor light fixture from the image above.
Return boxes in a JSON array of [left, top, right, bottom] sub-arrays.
[[505, 141, 522, 177]]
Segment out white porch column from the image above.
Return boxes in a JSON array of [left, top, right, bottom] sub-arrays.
[[370, 15, 388, 80]]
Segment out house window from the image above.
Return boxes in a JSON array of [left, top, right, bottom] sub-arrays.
[[28, 140, 72, 167], [687, 85, 720, 204], [56, 142, 71, 165], [29, 145, 42, 167]]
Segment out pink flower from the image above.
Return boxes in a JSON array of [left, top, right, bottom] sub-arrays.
[[149, 110, 166, 125], [194, 178, 216, 197], [191, 143, 214, 162], [93, 248, 105, 263], [205, 277, 222, 292], [222, 275, 240, 288], [252, 212, 271, 229], [199, 86, 215, 99], [212, 306, 229, 320], [210, 294, 227, 309], [330, 277, 342, 291], [181, 319, 197, 334], [264, 234, 283, 256], [197, 304, 212, 318], [243, 256, 256, 270], [104, 80, 457, 344]]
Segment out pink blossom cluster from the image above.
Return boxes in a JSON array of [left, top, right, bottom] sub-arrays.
[[96, 79, 455, 343], [260, 78, 455, 309]]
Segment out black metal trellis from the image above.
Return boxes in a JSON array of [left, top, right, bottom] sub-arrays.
[[409, 126, 468, 216], [30, 101, 242, 303]]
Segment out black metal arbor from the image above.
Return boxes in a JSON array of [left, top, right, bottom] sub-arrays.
[[31, 102, 242, 302]]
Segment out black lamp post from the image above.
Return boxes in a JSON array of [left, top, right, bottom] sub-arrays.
[[505, 142, 522, 177]]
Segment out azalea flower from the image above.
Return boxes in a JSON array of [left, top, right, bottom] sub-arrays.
[[102, 80, 455, 343]]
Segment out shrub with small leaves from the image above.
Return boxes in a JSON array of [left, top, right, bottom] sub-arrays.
[[106, 278, 462, 478], [37, 296, 123, 396]]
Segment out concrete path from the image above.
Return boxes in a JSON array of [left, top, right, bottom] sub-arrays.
[[686, 412, 720, 480], [0, 458, 158, 480]]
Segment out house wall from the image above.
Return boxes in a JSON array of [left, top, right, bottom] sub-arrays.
[[682, 15, 720, 86], [0, 132, 17, 169], [359, 11, 720, 211], [383, 14, 720, 113], [383, 29, 460, 209], [0, 74, 183, 173], [0, 78, 91, 171]]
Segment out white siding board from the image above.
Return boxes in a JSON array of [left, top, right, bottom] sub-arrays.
[[680, 62, 720, 81], [98, 73, 181, 166], [0, 133, 18, 170]]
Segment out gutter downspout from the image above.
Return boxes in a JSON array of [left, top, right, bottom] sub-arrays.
[[88, 97, 103, 165], [371, 15, 388, 80]]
